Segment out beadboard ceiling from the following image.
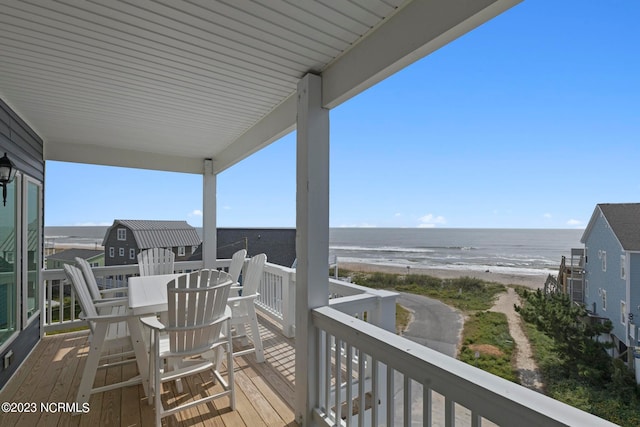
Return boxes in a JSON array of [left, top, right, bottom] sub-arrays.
[[0, 0, 521, 174]]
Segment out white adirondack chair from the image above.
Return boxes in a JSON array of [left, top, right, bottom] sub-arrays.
[[75, 257, 128, 301], [141, 269, 235, 426], [228, 248, 247, 284], [63, 264, 146, 407], [229, 253, 266, 362], [137, 247, 175, 276]]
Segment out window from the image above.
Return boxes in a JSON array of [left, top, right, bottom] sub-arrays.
[[602, 251, 607, 272], [0, 178, 17, 346], [25, 180, 41, 320], [109, 247, 115, 257], [117, 228, 126, 241], [621, 255, 626, 279], [129, 248, 136, 260], [178, 246, 185, 256], [119, 247, 125, 256], [621, 301, 627, 325], [602, 289, 607, 311]]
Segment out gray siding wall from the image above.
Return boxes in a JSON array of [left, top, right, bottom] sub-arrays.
[[0, 99, 44, 182], [584, 212, 627, 342]]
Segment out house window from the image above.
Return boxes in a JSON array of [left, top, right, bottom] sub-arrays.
[[602, 251, 607, 272], [117, 228, 126, 241], [602, 289, 607, 311], [621, 255, 626, 279], [109, 247, 114, 257], [119, 247, 125, 256], [130, 248, 136, 260], [178, 246, 185, 256], [621, 301, 627, 325]]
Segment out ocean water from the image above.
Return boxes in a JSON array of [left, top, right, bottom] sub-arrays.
[[329, 228, 584, 276], [44, 226, 583, 276]]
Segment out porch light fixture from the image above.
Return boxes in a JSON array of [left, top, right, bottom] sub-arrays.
[[0, 152, 17, 206]]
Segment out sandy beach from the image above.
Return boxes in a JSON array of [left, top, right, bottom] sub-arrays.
[[337, 261, 548, 290]]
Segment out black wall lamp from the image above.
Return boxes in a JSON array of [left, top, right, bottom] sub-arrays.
[[0, 152, 17, 206]]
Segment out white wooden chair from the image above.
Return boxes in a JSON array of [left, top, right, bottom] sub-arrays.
[[64, 264, 146, 407], [75, 257, 128, 301], [141, 269, 234, 426], [228, 248, 247, 284], [229, 253, 266, 362], [137, 247, 175, 276]]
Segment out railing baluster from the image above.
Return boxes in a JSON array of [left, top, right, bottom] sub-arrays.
[[346, 343, 353, 427], [386, 365, 394, 426], [325, 331, 331, 417], [403, 375, 411, 427], [358, 349, 365, 427], [424, 386, 431, 427], [445, 396, 454, 427], [371, 357, 378, 427], [335, 337, 342, 425]]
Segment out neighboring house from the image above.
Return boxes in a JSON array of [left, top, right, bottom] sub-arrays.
[[45, 248, 104, 270], [581, 203, 640, 358], [102, 220, 201, 266], [189, 228, 296, 268]]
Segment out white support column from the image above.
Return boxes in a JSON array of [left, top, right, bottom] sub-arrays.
[[202, 159, 217, 269], [295, 73, 330, 426]]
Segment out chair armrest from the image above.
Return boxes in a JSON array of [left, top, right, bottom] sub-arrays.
[[141, 316, 165, 331], [100, 287, 129, 296], [94, 299, 129, 309], [82, 312, 138, 322], [227, 293, 259, 303]]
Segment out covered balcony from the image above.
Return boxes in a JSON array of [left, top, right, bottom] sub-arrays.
[[0, 1, 619, 425]]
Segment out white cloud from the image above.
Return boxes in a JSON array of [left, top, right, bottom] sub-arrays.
[[567, 219, 583, 226], [189, 209, 203, 217], [223, 205, 231, 210], [394, 213, 402, 217], [543, 213, 552, 219], [418, 214, 446, 228]]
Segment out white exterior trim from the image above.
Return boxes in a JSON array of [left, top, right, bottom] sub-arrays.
[[295, 73, 330, 425], [202, 159, 217, 269]]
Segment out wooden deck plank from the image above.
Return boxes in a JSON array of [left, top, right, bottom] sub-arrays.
[[0, 316, 298, 427]]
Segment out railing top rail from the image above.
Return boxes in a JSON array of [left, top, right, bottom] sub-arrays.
[[312, 305, 618, 427]]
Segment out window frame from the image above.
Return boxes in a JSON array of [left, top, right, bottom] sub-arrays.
[[621, 300, 627, 325], [129, 248, 136, 260], [621, 254, 626, 279], [109, 247, 115, 258], [178, 246, 185, 256], [119, 247, 125, 257], [117, 228, 127, 241]]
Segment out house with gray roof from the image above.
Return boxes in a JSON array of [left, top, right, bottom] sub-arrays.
[[102, 220, 201, 266], [581, 203, 640, 358], [45, 248, 103, 270]]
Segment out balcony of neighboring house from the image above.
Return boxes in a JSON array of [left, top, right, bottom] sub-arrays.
[[0, 258, 619, 426]]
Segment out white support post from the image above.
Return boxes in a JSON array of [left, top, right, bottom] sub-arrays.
[[202, 159, 217, 269], [295, 73, 330, 426]]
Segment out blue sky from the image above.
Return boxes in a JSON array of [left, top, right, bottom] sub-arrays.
[[45, 1, 640, 229]]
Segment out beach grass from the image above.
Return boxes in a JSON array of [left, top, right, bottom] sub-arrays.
[[459, 311, 518, 382], [342, 270, 506, 311], [396, 303, 411, 334]]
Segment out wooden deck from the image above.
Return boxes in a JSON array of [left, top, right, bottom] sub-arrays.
[[0, 314, 297, 426]]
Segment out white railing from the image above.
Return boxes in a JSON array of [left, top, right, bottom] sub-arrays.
[[312, 306, 618, 427], [254, 263, 397, 338], [41, 260, 204, 333]]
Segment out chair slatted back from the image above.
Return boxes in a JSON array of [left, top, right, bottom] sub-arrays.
[[75, 257, 101, 301], [166, 270, 232, 355], [241, 253, 266, 296], [64, 264, 99, 331], [228, 249, 247, 284], [137, 248, 175, 276]]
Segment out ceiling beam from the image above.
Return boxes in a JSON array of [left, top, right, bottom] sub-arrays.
[[45, 141, 203, 174]]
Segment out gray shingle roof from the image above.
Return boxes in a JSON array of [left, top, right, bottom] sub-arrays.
[[596, 203, 640, 251], [103, 220, 201, 249]]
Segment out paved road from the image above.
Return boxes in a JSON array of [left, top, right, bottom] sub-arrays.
[[396, 292, 463, 357], [390, 293, 464, 425]]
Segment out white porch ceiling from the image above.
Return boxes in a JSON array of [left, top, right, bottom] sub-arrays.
[[0, 0, 521, 174]]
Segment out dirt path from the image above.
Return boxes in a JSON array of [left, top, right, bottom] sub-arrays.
[[489, 287, 544, 391]]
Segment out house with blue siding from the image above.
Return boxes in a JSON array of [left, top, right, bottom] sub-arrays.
[[581, 203, 640, 358]]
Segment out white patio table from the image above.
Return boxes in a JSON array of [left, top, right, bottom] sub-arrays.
[[127, 273, 183, 396]]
